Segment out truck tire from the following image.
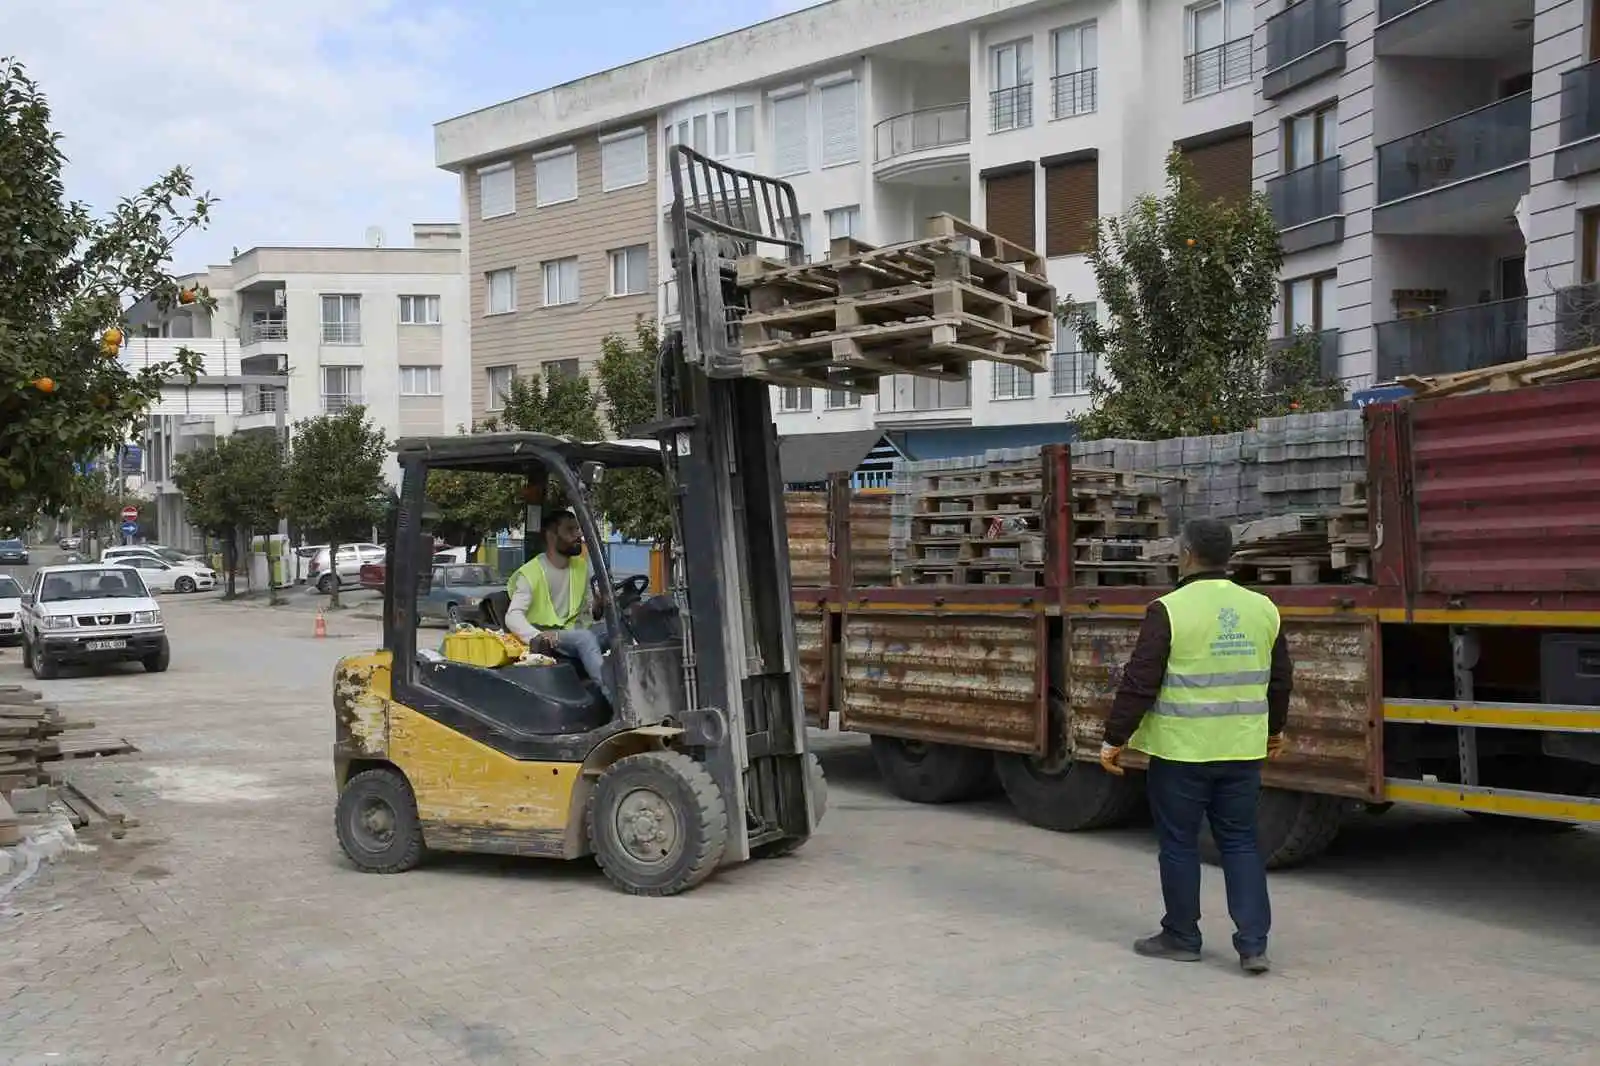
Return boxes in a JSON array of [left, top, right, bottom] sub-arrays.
[[752, 753, 827, 859], [995, 751, 1146, 831], [869, 736, 993, 804], [587, 750, 728, 896], [1200, 788, 1346, 870]]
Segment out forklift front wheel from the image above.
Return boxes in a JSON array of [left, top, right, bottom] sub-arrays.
[[587, 751, 728, 896], [336, 768, 425, 874]]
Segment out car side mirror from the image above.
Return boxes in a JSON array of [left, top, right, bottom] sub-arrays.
[[20, 594, 32, 607]]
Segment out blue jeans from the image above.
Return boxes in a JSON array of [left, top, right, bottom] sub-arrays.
[[549, 623, 612, 704], [1146, 756, 1272, 957]]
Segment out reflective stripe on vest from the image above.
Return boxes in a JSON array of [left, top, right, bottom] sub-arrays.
[[507, 554, 588, 629], [1128, 578, 1281, 763]]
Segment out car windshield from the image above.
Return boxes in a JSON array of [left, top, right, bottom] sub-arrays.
[[0, 539, 22, 550], [40, 569, 150, 601], [0, 576, 21, 598], [442, 565, 495, 587]]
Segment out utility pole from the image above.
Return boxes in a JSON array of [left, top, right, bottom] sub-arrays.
[[272, 356, 290, 604]]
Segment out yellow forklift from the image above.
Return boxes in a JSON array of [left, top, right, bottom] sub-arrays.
[[330, 147, 825, 895]]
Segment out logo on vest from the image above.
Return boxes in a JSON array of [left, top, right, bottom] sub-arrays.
[[1210, 605, 1259, 659]]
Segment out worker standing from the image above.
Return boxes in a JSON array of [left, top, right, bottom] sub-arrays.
[[1099, 517, 1292, 975]]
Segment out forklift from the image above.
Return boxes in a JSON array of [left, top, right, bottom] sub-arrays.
[[330, 145, 824, 895]]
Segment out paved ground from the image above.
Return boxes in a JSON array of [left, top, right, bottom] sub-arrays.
[[1, 594, 1597, 1066]]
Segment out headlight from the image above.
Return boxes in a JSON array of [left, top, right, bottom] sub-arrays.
[[44, 615, 75, 629], [134, 610, 162, 625]]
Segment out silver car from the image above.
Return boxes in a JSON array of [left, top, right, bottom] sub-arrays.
[[308, 543, 385, 594]]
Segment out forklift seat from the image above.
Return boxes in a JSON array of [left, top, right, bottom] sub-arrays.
[[419, 658, 611, 737]]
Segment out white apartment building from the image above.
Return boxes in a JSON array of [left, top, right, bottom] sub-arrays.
[[126, 224, 471, 545], [436, 0, 1589, 462]]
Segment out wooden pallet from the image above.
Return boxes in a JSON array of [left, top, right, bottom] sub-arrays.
[[1073, 561, 1178, 587], [742, 313, 1049, 382], [741, 278, 1054, 348], [924, 212, 1048, 277], [900, 560, 1044, 586], [1397, 344, 1600, 398]]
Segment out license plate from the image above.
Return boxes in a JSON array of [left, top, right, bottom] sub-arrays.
[[85, 639, 127, 651]]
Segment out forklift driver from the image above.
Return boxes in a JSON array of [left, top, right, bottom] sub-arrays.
[[505, 509, 613, 704]]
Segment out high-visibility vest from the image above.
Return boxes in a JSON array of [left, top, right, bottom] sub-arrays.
[[1128, 578, 1281, 763], [507, 554, 588, 630]]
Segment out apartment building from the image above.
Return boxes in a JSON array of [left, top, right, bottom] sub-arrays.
[[125, 224, 471, 543]]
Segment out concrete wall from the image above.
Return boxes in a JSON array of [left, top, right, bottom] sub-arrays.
[[1526, 0, 1588, 356]]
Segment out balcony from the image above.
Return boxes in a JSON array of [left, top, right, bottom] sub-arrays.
[[1184, 37, 1252, 101], [321, 392, 365, 414], [1051, 70, 1096, 120], [872, 103, 971, 183], [237, 386, 287, 432], [1373, 92, 1530, 235], [1269, 328, 1341, 385], [320, 321, 362, 346], [1376, 0, 1535, 60], [988, 85, 1032, 133], [1373, 298, 1527, 380], [1556, 60, 1600, 180], [1263, 0, 1346, 99], [1267, 157, 1344, 253], [240, 318, 287, 350]]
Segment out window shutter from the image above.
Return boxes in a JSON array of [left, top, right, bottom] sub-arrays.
[[983, 167, 1037, 255], [773, 94, 808, 175], [478, 166, 514, 218], [1044, 157, 1099, 256], [602, 133, 647, 191], [819, 81, 859, 166], [1181, 129, 1252, 205], [536, 151, 577, 205]]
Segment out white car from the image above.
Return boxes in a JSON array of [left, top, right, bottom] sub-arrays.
[[18, 564, 170, 678], [102, 544, 206, 567], [308, 543, 385, 594], [0, 573, 22, 646], [113, 555, 218, 594]]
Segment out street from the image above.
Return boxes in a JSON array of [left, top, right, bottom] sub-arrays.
[[1, 592, 1598, 1066]]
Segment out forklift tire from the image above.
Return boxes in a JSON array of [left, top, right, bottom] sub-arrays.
[[587, 750, 728, 896], [752, 753, 827, 860], [1200, 787, 1346, 870], [336, 768, 425, 874], [869, 736, 993, 804], [995, 751, 1146, 832]]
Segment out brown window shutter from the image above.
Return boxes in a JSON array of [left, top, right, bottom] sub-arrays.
[[1044, 159, 1099, 256], [1182, 131, 1253, 205], [983, 169, 1036, 253]]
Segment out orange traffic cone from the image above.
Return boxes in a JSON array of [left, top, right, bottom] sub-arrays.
[[313, 609, 327, 639]]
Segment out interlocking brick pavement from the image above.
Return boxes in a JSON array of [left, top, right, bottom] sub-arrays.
[[0, 596, 1596, 1065]]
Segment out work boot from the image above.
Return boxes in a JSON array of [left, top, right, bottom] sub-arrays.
[[1239, 954, 1271, 975], [1133, 932, 1201, 962]]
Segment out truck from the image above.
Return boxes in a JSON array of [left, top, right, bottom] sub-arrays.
[[785, 373, 1600, 868]]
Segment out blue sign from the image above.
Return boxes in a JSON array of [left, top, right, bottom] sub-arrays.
[[120, 445, 143, 474], [120, 522, 139, 537], [1353, 385, 1413, 408]]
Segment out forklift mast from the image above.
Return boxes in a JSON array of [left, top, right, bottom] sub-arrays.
[[654, 145, 814, 862]]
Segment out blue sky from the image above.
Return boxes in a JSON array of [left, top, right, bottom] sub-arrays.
[[1, 0, 823, 271]]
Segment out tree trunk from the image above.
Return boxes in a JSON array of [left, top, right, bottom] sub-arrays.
[[328, 539, 343, 610], [222, 528, 238, 600]]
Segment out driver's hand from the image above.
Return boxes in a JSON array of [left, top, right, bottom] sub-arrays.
[[534, 631, 558, 654]]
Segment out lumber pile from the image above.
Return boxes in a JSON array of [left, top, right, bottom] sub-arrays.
[[735, 213, 1055, 394], [0, 684, 139, 842], [1398, 345, 1600, 398]]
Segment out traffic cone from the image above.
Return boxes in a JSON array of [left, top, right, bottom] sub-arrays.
[[313, 609, 327, 639]]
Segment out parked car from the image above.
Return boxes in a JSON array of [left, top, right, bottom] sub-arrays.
[[0, 574, 23, 646], [359, 560, 386, 591], [112, 555, 218, 594], [17, 564, 170, 677], [102, 544, 205, 567], [420, 564, 504, 626], [308, 543, 385, 594], [0, 539, 29, 566], [58, 535, 81, 551]]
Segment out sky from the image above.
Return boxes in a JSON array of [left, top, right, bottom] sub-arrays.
[[1, 0, 824, 272]]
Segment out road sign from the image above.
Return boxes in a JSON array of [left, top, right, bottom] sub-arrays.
[[120, 506, 139, 523], [120, 522, 139, 537]]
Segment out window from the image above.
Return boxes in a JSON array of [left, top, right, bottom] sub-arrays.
[[1051, 303, 1097, 395], [319, 295, 361, 345], [485, 365, 516, 411], [1185, 0, 1253, 99], [535, 148, 578, 206], [601, 130, 648, 191], [1285, 102, 1338, 170], [826, 389, 861, 410], [819, 79, 860, 166], [322, 366, 363, 412], [1052, 22, 1098, 118], [478, 163, 515, 219], [609, 245, 649, 296], [1581, 208, 1600, 283], [990, 39, 1034, 132], [486, 268, 516, 315], [826, 205, 861, 241], [778, 386, 813, 412], [713, 111, 731, 156], [399, 366, 442, 396], [992, 363, 1036, 400], [735, 106, 756, 154], [773, 92, 809, 175], [677, 119, 689, 148], [1283, 273, 1337, 335], [542, 257, 580, 306], [544, 358, 579, 381], [692, 114, 709, 154], [399, 295, 440, 325]]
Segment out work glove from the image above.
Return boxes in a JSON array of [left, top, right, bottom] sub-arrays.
[[1099, 742, 1125, 776], [1266, 733, 1288, 760]]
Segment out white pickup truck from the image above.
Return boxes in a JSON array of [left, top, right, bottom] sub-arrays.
[[18, 564, 171, 679], [0, 573, 22, 646]]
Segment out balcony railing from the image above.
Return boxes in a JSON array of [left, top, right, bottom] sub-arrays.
[[1560, 59, 1600, 145], [1555, 282, 1600, 352], [1378, 0, 1429, 20], [321, 392, 365, 414], [242, 386, 285, 417], [1051, 69, 1097, 119], [1184, 37, 1253, 100], [1373, 298, 1527, 380], [1375, 92, 1531, 204], [241, 320, 287, 345], [989, 85, 1033, 133], [1269, 328, 1341, 383], [874, 103, 971, 162], [1266, 0, 1342, 70], [1050, 351, 1097, 396], [320, 321, 362, 345], [1268, 157, 1341, 229]]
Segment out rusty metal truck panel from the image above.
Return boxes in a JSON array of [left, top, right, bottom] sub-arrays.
[[837, 609, 1045, 752], [1066, 613, 1379, 799], [786, 492, 832, 588], [793, 606, 829, 728], [847, 492, 895, 586]]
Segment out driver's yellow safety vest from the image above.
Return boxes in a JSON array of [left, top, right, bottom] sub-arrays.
[[507, 554, 588, 630]]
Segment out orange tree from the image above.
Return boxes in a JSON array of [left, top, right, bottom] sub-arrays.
[[0, 57, 215, 518]]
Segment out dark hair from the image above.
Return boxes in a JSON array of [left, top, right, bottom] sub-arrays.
[[541, 509, 575, 535], [1181, 517, 1233, 569]]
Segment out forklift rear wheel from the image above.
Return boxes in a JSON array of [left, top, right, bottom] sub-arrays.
[[869, 736, 993, 804], [588, 750, 728, 896], [752, 753, 828, 859], [336, 768, 425, 874]]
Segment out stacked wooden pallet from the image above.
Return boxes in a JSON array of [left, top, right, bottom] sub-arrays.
[[735, 213, 1055, 394], [902, 459, 1046, 586], [1397, 344, 1600, 398], [1072, 468, 1178, 587], [1, 684, 139, 841]]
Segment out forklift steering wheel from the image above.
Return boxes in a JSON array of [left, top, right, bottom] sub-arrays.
[[611, 574, 651, 612]]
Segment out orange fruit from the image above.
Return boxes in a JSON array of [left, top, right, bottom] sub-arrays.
[[102, 327, 124, 349], [1185, 238, 1196, 247], [178, 287, 197, 305], [32, 377, 56, 393]]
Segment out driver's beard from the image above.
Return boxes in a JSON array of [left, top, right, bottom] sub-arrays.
[[562, 543, 584, 557]]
